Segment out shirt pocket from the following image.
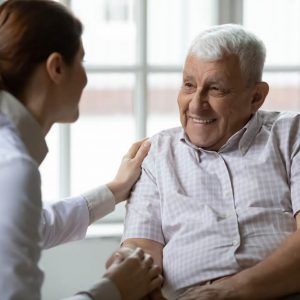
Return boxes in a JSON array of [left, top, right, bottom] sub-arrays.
[[161, 192, 222, 241]]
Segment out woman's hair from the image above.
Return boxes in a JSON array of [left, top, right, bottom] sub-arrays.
[[0, 0, 83, 97], [188, 24, 266, 85]]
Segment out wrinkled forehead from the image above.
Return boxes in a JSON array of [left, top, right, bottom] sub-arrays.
[[183, 54, 246, 85], [184, 54, 240, 73], [185, 52, 240, 66]]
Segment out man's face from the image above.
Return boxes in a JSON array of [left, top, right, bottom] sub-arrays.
[[178, 54, 257, 151]]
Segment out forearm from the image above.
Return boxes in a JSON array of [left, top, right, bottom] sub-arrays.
[[84, 185, 115, 224], [120, 239, 165, 300], [122, 238, 163, 269], [224, 229, 300, 299], [41, 196, 90, 249], [63, 278, 121, 300]]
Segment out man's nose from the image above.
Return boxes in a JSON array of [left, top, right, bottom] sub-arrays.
[[189, 89, 209, 112]]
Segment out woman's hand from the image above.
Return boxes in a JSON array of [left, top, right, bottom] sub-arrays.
[[103, 247, 163, 300], [106, 139, 151, 203]]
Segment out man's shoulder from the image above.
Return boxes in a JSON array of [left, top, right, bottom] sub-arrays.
[[150, 126, 183, 141], [142, 127, 183, 166], [149, 127, 183, 149], [258, 110, 300, 127]]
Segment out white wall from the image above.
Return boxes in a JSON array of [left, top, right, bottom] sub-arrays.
[[41, 237, 121, 300]]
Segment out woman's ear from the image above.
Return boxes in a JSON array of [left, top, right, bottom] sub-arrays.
[[45, 52, 65, 84], [251, 81, 269, 113]]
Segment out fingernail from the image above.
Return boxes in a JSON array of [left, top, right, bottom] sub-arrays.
[[143, 140, 151, 147]]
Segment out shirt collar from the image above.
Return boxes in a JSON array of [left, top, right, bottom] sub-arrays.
[[180, 112, 263, 156], [238, 112, 263, 155], [0, 91, 48, 165]]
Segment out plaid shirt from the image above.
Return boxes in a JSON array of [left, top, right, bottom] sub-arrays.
[[122, 110, 300, 299]]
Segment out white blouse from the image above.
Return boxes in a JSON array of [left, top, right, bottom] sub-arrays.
[[0, 91, 120, 300]]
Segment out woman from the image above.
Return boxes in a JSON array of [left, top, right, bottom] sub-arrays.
[[0, 1, 162, 300]]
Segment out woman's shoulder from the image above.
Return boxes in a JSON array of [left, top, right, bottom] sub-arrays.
[[0, 112, 36, 171]]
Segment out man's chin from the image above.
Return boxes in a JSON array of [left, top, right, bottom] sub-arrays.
[[187, 134, 216, 150]]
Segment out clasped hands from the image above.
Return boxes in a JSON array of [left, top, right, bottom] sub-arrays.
[[104, 247, 237, 300], [104, 246, 165, 300]]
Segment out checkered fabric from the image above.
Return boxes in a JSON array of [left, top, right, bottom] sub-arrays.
[[122, 110, 300, 299]]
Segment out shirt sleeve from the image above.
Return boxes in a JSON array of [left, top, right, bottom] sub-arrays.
[[0, 157, 43, 300], [122, 144, 165, 245], [41, 196, 90, 249], [62, 296, 91, 300], [62, 278, 121, 300], [290, 144, 300, 215], [40, 185, 115, 249], [83, 185, 116, 224]]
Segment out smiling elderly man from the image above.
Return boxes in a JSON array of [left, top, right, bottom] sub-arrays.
[[118, 24, 300, 300]]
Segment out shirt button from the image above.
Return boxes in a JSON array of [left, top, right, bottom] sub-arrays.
[[226, 213, 235, 218], [240, 147, 245, 152], [232, 240, 239, 246], [224, 191, 230, 198]]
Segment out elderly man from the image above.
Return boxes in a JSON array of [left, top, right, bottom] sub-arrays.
[[116, 24, 300, 299]]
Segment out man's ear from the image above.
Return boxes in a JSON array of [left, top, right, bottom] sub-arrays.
[[46, 52, 66, 84], [251, 81, 269, 113]]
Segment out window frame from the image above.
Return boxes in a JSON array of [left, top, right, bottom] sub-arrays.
[[55, 0, 300, 223]]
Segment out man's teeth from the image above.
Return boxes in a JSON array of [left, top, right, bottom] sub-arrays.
[[190, 117, 215, 124]]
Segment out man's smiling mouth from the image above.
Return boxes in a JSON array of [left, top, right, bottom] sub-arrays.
[[188, 116, 217, 124]]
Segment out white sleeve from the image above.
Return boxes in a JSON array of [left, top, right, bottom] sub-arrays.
[[40, 185, 115, 249], [0, 157, 43, 300], [41, 196, 90, 249], [62, 278, 121, 300], [62, 296, 91, 300], [83, 185, 116, 224]]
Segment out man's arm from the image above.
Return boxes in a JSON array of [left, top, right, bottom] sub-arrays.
[[179, 214, 300, 300], [122, 239, 165, 300], [106, 239, 164, 282], [122, 238, 164, 269]]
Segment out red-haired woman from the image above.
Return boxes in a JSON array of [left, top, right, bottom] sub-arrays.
[[0, 1, 162, 299]]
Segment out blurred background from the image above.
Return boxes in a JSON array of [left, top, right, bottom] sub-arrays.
[[37, 0, 300, 298]]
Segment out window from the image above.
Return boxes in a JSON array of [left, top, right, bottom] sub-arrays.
[[243, 0, 300, 112], [40, 0, 299, 223], [104, 0, 129, 22]]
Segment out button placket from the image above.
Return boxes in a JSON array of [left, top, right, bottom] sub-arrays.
[[218, 154, 240, 247]]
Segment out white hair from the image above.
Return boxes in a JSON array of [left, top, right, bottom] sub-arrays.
[[188, 24, 266, 85]]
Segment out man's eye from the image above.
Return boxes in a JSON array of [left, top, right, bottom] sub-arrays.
[[208, 86, 230, 96], [210, 86, 220, 91], [184, 82, 193, 88]]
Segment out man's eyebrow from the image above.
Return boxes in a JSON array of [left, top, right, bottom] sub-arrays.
[[182, 74, 194, 81]]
